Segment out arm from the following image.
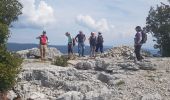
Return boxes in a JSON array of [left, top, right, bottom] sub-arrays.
[[75, 35, 78, 42], [88, 36, 91, 44], [46, 36, 48, 41], [36, 36, 40, 39], [84, 35, 86, 42]]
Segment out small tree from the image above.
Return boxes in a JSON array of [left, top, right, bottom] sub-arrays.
[[0, 0, 22, 99], [146, 1, 170, 56], [0, 0, 22, 46]]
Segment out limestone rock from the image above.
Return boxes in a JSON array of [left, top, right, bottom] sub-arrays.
[[9, 46, 170, 100], [141, 93, 162, 100], [75, 61, 95, 70], [56, 91, 84, 100], [16, 47, 62, 60], [84, 88, 113, 100]]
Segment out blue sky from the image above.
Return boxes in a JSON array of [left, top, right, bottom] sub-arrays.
[[9, 0, 169, 49]]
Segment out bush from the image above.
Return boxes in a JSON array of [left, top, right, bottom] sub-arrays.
[[116, 80, 125, 86], [0, 49, 23, 92], [53, 56, 68, 67]]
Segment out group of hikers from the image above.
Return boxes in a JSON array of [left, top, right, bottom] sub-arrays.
[[37, 25, 147, 62], [36, 30, 104, 60], [65, 31, 104, 59]]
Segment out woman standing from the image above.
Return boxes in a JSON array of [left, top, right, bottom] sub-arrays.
[[65, 32, 73, 59]]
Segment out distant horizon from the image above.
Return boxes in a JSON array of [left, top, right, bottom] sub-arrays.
[[7, 42, 158, 50]]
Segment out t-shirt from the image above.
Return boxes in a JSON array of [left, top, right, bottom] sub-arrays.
[[75, 34, 85, 43], [134, 32, 142, 45], [67, 35, 72, 43]]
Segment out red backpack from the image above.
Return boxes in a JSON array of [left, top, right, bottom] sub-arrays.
[[40, 35, 47, 45]]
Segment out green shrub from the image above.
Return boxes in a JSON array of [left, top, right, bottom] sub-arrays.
[[0, 49, 23, 92], [116, 80, 125, 86], [54, 56, 68, 67]]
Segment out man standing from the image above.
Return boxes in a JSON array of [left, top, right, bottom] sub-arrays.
[[96, 32, 104, 53], [36, 31, 48, 60], [75, 31, 86, 57], [134, 26, 143, 61]]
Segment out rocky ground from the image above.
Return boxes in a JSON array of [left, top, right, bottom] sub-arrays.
[[7, 46, 170, 100]]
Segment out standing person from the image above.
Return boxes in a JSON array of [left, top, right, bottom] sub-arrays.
[[36, 31, 48, 60], [89, 32, 97, 57], [75, 31, 86, 57], [96, 32, 104, 53], [65, 32, 74, 59], [134, 26, 143, 61]]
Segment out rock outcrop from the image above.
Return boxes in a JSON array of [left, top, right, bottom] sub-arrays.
[[16, 47, 62, 60], [8, 46, 170, 100], [102, 46, 151, 59]]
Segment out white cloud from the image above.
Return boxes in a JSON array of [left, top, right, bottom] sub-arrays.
[[18, 0, 56, 28], [76, 15, 113, 32]]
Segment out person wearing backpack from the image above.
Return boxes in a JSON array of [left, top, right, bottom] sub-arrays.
[[36, 31, 48, 60], [89, 32, 97, 57], [134, 26, 144, 61], [75, 31, 86, 57], [65, 32, 74, 59], [96, 32, 104, 53]]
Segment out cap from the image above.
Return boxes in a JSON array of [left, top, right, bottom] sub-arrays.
[[98, 32, 102, 34], [43, 31, 46, 34], [135, 26, 142, 32]]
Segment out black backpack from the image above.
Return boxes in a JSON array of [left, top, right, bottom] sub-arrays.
[[141, 31, 147, 44], [97, 35, 103, 44]]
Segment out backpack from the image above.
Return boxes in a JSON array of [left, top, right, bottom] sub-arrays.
[[72, 38, 76, 46], [40, 35, 47, 45], [97, 35, 103, 44], [141, 31, 147, 44]]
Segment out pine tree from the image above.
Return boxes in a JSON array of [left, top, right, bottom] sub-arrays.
[[146, 1, 170, 56]]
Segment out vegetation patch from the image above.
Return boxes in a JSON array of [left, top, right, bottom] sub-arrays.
[[0, 49, 23, 92], [53, 56, 68, 67], [115, 80, 125, 86]]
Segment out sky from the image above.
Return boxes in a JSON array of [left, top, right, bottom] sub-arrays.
[[9, 0, 169, 49]]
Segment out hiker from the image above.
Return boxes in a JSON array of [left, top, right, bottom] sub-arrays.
[[134, 26, 144, 61], [65, 32, 74, 59], [96, 32, 104, 53], [89, 32, 97, 57], [36, 31, 48, 60], [75, 31, 86, 57]]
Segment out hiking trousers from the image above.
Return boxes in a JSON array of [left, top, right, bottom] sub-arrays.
[[134, 45, 142, 61], [90, 45, 96, 57], [96, 43, 103, 53], [78, 42, 85, 56], [68, 43, 73, 54]]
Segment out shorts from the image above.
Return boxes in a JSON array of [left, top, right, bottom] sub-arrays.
[[40, 44, 47, 52]]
